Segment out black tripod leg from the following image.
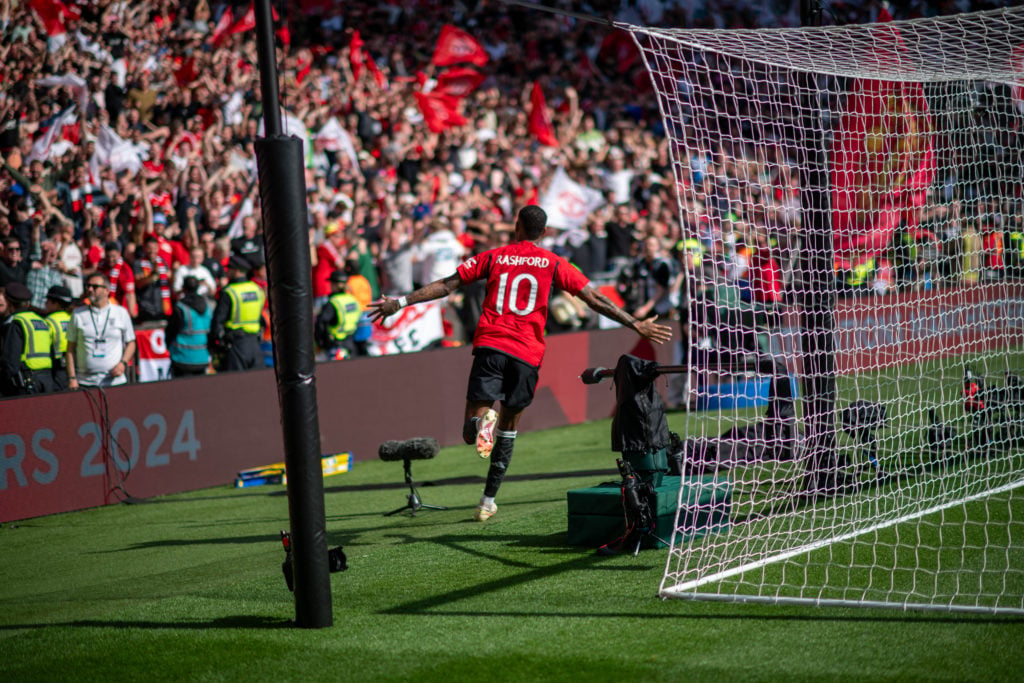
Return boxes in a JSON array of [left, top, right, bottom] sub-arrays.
[[383, 459, 448, 515]]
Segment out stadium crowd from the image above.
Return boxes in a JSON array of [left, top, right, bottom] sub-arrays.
[[0, 0, 1017, 394]]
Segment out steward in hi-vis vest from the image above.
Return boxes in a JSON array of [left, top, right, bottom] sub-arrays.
[[209, 256, 266, 372], [168, 275, 213, 377], [0, 282, 57, 395], [315, 270, 363, 360], [44, 284, 75, 390]]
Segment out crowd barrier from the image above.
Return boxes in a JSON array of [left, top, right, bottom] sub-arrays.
[[0, 327, 665, 522]]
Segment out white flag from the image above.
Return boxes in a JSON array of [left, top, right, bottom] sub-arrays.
[[27, 106, 76, 163], [315, 117, 359, 171], [93, 123, 143, 175], [539, 167, 605, 230], [35, 73, 90, 113]]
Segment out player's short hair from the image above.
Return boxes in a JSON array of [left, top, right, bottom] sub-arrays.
[[517, 205, 547, 239]]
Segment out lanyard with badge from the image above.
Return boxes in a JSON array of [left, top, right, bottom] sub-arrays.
[[89, 306, 113, 359]]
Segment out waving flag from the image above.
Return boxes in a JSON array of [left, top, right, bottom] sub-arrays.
[[434, 67, 486, 100], [29, 0, 78, 37], [414, 92, 467, 133], [27, 106, 77, 163], [539, 167, 606, 230], [598, 30, 641, 75], [830, 8, 935, 261], [216, 2, 289, 46], [210, 7, 234, 46], [431, 25, 488, 68], [528, 82, 559, 147], [364, 50, 387, 90], [350, 30, 365, 81], [92, 123, 144, 175], [35, 73, 89, 113], [315, 117, 359, 170]]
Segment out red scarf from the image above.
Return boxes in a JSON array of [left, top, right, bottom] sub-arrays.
[[139, 256, 172, 316]]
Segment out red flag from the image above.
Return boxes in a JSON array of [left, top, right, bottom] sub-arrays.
[[210, 7, 233, 46], [830, 9, 935, 261], [414, 92, 467, 133], [434, 67, 486, 100], [431, 25, 488, 68], [173, 56, 199, 88], [29, 0, 78, 37], [296, 52, 312, 85], [276, 23, 291, 47], [225, 3, 288, 45], [598, 30, 640, 75], [364, 50, 387, 90], [228, 3, 256, 35], [350, 30, 365, 82], [528, 82, 559, 147]]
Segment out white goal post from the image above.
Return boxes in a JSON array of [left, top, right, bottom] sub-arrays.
[[628, 7, 1024, 614]]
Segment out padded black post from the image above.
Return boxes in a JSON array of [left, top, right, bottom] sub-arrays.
[[254, 0, 332, 630]]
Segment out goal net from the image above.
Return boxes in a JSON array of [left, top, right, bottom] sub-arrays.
[[630, 8, 1024, 613]]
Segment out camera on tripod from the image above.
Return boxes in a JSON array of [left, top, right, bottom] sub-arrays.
[[617, 457, 655, 533]]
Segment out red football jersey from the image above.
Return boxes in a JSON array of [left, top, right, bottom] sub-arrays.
[[457, 241, 590, 367]]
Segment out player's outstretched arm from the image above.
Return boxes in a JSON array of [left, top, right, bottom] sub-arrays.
[[368, 272, 463, 322], [577, 285, 673, 344]]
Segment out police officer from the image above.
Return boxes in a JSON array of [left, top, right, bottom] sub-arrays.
[[44, 284, 75, 390], [0, 282, 57, 395], [315, 269, 362, 360], [167, 275, 212, 377], [209, 255, 266, 372]]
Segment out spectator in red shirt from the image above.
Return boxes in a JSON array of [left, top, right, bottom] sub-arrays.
[[98, 241, 138, 318], [312, 221, 347, 305], [369, 206, 672, 522]]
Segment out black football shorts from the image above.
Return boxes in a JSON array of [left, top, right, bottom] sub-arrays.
[[466, 348, 539, 411]]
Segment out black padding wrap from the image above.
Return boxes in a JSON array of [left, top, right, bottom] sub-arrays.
[[378, 437, 441, 461]]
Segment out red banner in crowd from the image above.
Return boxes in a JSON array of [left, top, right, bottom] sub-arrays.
[[414, 92, 467, 133], [434, 67, 487, 100], [135, 327, 171, 382], [431, 24, 489, 68], [349, 30, 365, 81], [598, 30, 641, 75], [528, 82, 559, 147], [368, 301, 445, 356], [830, 9, 935, 263], [29, 0, 78, 37], [212, 2, 289, 47]]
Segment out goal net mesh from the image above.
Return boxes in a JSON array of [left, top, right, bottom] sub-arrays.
[[629, 7, 1024, 613]]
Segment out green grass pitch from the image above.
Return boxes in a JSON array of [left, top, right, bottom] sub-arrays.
[[3, 348, 1024, 680], [4, 392, 1024, 680]]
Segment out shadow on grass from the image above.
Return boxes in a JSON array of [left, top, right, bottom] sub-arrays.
[[380, 531, 655, 616], [0, 615, 293, 631], [94, 495, 570, 553], [379, 532, 1024, 625]]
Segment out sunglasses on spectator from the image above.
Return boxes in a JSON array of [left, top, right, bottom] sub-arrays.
[[85, 283, 108, 290]]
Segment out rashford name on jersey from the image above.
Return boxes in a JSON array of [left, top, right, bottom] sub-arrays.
[[457, 243, 589, 367]]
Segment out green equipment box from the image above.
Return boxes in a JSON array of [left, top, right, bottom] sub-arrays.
[[567, 475, 731, 549]]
